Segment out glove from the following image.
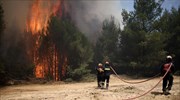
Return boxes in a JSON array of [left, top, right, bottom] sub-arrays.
[[99, 68, 104, 73]]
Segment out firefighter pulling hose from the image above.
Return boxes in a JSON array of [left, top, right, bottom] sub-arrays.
[[103, 61, 111, 89], [96, 61, 112, 89], [109, 55, 175, 99], [161, 55, 175, 94], [122, 62, 173, 100]]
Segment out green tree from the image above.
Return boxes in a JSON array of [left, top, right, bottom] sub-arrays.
[[158, 7, 180, 72], [95, 17, 121, 65], [119, 0, 166, 75], [122, 0, 163, 32], [1, 27, 33, 80]]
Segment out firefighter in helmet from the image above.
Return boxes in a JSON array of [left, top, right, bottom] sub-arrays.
[[103, 61, 111, 89], [96, 63, 104, 88], [161, 55, 175, 94]]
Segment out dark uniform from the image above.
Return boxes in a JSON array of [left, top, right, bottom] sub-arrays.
[[103, 61, 111, 89], [96, 63, 104, 88], [161, 56, 175, 93]]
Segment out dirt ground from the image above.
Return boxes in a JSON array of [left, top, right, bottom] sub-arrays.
[[0, 75, 180, 100]]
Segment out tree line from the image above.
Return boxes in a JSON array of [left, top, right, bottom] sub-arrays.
[[95, 0, 180, 76], [0, 0, 180, 84]]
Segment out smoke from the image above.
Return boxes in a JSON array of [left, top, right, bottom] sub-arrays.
[[66, 0, 122, 42], [2, 0, 123, 42], [2, 0, 31, 32], [1, 1, 30, 58], [1, 0, 123, 79]]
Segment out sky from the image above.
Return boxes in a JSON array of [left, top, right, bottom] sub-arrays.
[[117, 0, 180, 29], [120, 0, 180, 12], [162, 0, 180, 10]]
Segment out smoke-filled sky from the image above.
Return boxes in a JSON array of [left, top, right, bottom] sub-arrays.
[[2, 1, 31, 32], [1, 0, 180, 41], [67, 0, 122, 41]]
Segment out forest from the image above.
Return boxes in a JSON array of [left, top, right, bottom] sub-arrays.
[[0, 0, 179, 85]]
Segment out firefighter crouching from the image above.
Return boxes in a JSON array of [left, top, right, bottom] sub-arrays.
[[96, 63, 104, 88], [161, 55, 175, 94], [103, 61, 111, 89]]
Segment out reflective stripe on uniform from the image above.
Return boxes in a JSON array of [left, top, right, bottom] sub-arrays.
[[104, 68, 110, 70]]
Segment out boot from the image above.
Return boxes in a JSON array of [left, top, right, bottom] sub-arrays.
[[98, 82, 101, 88], [100, 82, 104, 89], [167, 86, 171, 91], [106, 83, 109, 89]]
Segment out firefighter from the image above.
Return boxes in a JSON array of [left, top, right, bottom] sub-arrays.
[[103, 61, 111, 89], [161, 55, 175, 94], [96, 63, 104, 88]]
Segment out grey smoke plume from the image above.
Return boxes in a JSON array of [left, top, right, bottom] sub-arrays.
[[2, 0, 122, 42], [66, 0, 122, 42]]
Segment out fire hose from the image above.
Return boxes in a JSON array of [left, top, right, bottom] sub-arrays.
[[110, 63, 172, 100], [110, 66, 160, 84]]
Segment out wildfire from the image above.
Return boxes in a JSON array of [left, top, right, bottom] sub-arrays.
[[26, 0, 67, 81], [26, 0, 60, 35]]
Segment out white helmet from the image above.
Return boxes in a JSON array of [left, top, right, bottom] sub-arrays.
[[105, 61, 109, 64], [166, 55, 172, 59], [98, 63, 102, 66]]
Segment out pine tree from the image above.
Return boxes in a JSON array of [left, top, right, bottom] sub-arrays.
[[120, 0, 166, 75]]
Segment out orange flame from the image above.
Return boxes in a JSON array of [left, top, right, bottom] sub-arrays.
[[35, 64, 44, 78], [26, 0, 60, 35], [26, 0, 64, 80]]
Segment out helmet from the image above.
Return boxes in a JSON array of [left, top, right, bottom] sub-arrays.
[[105, 61, 109, 64], [166, 55, 172, 59], [166, 55, 172, 63], [98, 63, 102, 67]]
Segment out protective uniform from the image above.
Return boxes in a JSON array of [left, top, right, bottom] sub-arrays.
[[103, 61, 111, 89], [96, 63, 104, 88], [161, 55, 175, 94]]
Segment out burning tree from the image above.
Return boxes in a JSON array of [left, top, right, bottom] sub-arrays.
[[47, 16, 94, 81], [26, 0, 93, 81], [26, 0, 61, 80]]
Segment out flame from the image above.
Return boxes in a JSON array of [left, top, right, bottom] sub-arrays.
[[26, 0, 68, 80], [26, 0, 60, 35], [35, 64, 44, 78]]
